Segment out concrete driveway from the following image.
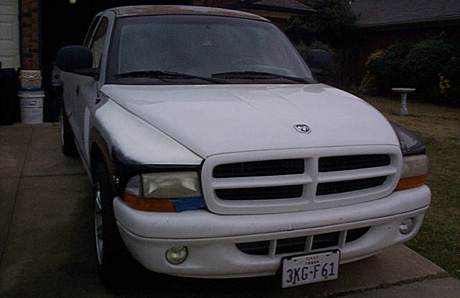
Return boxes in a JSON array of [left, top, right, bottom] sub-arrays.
[[1, 124, 459, 297]]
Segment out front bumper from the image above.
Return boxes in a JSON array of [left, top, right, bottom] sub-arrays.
[[114, 185, 430, 278]]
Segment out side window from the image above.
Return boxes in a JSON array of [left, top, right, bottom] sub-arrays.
[[83, 16, 101, 47], [90, 17, 108, 69]]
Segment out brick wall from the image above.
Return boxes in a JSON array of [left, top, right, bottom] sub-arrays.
[[21, 0, 40, 70]]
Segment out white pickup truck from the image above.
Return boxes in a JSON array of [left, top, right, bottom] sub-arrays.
[[57, 5, 430, 288]]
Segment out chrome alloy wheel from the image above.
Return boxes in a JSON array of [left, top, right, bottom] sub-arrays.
[[95, 182, 104, 265]]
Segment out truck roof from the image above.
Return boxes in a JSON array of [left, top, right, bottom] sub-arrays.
[[110, 5, 268, 22]]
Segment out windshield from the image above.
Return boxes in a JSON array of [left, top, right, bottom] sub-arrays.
[[107, 15, 314, 84]]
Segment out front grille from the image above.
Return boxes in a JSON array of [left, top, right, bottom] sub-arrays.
[[213, 159, 304, 178], [202, 148, 399, 214], [215, 185, 303, 201], [212, 155, 392, 201], [236, 227, 370, 256]]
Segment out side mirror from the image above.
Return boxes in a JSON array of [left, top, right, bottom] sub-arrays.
[[57, 46, 94, 75], [305, 49, 333, 77]]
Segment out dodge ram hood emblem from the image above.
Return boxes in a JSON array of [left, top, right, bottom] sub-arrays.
[[294, 124, 311, 134]]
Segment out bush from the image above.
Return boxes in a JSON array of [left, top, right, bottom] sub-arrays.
[[365, 42, 412, 89], [364, 35, 460, 105], [400, 38, 458, 99], [440, 57, 460, 106], [287, 0, 356, 46]]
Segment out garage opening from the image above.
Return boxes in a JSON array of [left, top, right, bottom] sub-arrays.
[[41, 0, 191, 121]]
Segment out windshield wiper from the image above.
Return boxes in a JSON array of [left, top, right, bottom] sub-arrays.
[[211, 71, 309, 83], [115, 70, 226, 84]]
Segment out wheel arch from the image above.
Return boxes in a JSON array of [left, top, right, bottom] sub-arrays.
[[89, 128, 118, 191]]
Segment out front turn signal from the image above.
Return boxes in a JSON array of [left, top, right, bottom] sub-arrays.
[[395, 174, 428, 191], [124, 193, 177, 212]]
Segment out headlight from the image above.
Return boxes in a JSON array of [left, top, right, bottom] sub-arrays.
[[395, 155, 429, 191], [142, 172, 201, 198], [390, 122, 429, 191], [124, 172, 205, 212]]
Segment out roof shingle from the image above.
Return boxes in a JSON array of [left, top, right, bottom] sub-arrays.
[[228, 0, 314, 14], [351, 0, 460, 27]]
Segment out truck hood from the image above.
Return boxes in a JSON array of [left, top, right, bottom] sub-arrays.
[[101, 84, 399, 158]]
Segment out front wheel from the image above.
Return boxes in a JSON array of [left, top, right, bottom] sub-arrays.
[[93, 162, 146, 287]]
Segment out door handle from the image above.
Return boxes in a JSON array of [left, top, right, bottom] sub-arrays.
[[76, 85, 80, 96]]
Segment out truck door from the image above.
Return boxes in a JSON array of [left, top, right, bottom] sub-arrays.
[[67, 16, 109, 164]]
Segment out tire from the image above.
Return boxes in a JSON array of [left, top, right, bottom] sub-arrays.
[[60, 104, 78, 157], [93, 162, 146, 287]]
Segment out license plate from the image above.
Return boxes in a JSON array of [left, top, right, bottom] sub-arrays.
[[281, 250, 340, 288]]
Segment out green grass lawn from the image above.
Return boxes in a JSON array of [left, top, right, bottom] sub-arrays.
[[363, 95, 460, 278]]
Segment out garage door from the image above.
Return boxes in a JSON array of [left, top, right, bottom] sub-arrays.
[[0, 0, 20, 69]]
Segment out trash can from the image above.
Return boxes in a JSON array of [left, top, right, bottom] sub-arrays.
[[19, 88, 44, 124], [0, 68, 18, 125]]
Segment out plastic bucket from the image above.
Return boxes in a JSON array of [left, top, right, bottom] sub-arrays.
[[19, 89, 44, 124]]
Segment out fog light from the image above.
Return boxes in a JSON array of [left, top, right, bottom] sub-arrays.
[[400, 218, 414, 235], [166, 246, 188, 265]]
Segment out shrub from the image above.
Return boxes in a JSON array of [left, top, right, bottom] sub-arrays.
[[362, 49, 384, 90], [365, 42, 412, 89], [287, 0, 356, 47], [364, 36, 460, 105], [400, 38, 458, 99], [439, 57, 460, 106]]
